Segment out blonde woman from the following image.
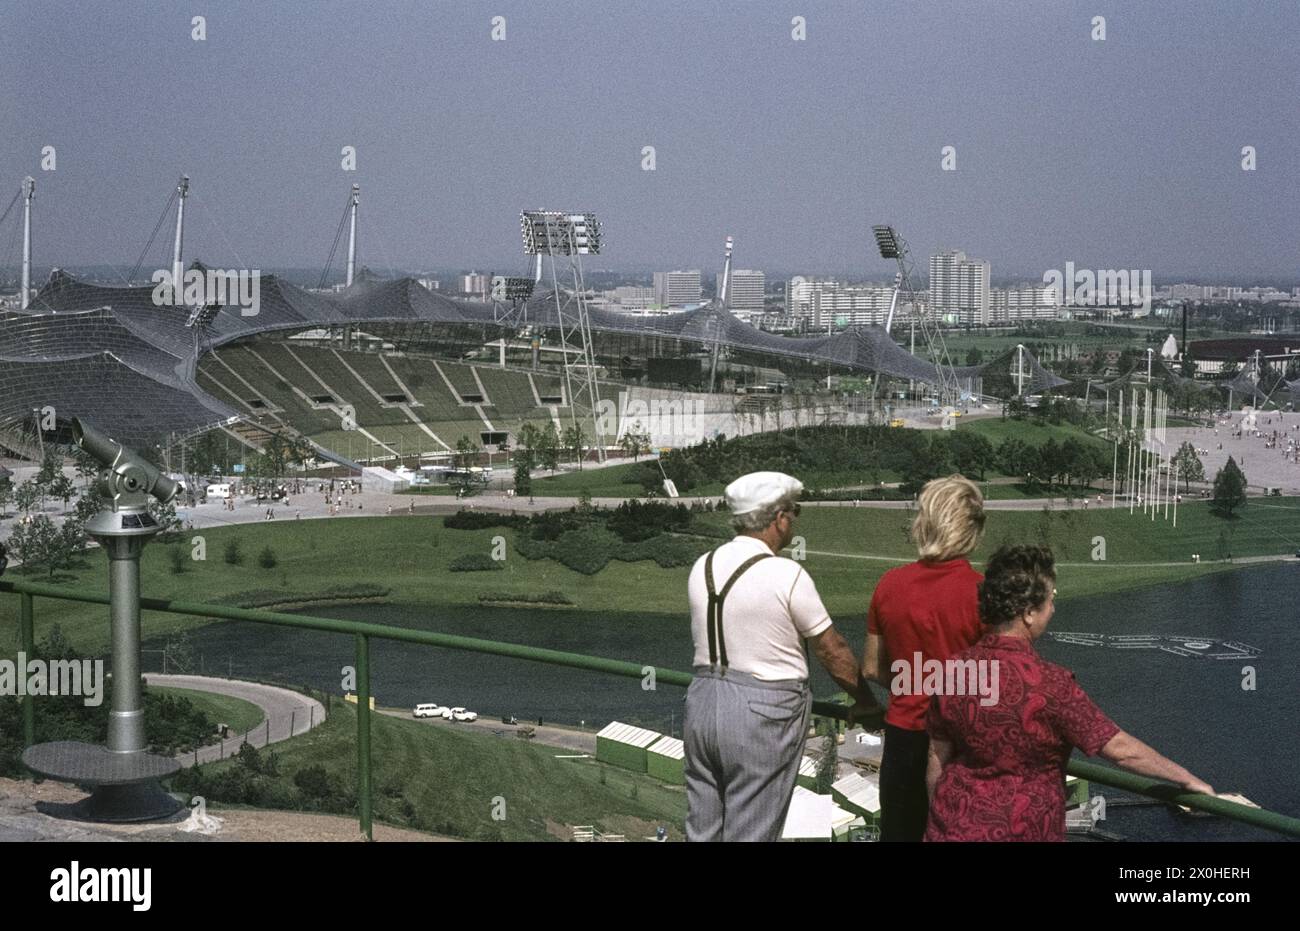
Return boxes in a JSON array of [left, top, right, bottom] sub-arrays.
[[859, 474, 986, 841]]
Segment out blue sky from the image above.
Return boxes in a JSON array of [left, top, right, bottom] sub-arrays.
[[3, 0, 1297, 280]]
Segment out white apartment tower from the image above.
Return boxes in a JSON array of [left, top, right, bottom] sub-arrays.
[[929, 250, 990, 326], [723, 269, 766, 319], [653, 270, 702, 307]]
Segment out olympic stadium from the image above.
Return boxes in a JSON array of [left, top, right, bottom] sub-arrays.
[[0, 262, 1069, 467]]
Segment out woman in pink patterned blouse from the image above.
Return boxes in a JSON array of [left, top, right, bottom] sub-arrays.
[[924, 545, 1214, 842]]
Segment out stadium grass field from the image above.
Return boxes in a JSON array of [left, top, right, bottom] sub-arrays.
[[5, 499, 1296, 656], [186, 702, 686, 841]]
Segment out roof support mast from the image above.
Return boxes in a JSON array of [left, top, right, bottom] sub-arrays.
[[171, 176, 189, 289], [20, 176, 34, 309], [346, 183, 359, 287], [708, 235, 733, 392]]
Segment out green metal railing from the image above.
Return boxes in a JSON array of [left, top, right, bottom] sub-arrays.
[[4, 576, 1298, 841]]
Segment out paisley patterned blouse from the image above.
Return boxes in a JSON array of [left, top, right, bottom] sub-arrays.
[[924, 633, 1120, 842]]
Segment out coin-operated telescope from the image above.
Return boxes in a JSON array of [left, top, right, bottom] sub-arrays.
[[22, 418, 184, 821]]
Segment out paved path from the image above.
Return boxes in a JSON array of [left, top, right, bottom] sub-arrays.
[[378, 708, 597, 754], [146, 674, 325, 765]]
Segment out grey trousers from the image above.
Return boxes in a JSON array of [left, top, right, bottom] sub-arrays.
[[683, 666, 812, 842]]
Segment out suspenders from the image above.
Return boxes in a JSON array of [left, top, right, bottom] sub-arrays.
[[704, 549, 772, 672]]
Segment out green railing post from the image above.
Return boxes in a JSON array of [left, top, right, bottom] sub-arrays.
[[355, 633, 373, 841], [19, 592, 34, 748]]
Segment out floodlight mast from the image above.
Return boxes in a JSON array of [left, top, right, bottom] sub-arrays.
[[521, 210, 607, 463], [872, 224, 962, 408]]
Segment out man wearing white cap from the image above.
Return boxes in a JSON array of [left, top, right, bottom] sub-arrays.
[[683, 471, 871, 841]]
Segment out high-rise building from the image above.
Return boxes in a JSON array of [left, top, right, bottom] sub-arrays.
[[785, 277, 895, 329], [460, 272, 490, 299], [723, 269, 766, 319], [929, 251, 990, 326], [607, 286, 656, 311], [653, 270, 702, 307], [989, 286, 1060, 322]]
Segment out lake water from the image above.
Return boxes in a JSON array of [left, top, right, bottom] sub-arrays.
[[159, 562, 1300, 841]]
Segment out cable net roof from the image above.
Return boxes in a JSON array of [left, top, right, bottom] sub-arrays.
[[2, 268, 1065, 450]]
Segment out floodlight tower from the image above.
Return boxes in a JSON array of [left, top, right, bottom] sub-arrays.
[[20, 176, 34, 309], [521, 210, 606, 462], [872, 225, 962, 407]]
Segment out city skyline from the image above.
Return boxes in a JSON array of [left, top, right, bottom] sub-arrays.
[[2, 1, 1297, 280]]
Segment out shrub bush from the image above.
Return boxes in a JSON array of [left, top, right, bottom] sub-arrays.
[[443, 510, 527, 531]]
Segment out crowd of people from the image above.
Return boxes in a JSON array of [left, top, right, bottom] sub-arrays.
[[683, 470, 1215, 842]]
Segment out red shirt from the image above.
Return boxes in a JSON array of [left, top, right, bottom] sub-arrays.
[[924, 634, 1121, 842], [868, 558, 984, 730]]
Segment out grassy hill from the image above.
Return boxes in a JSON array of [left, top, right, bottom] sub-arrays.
[[175, 702, 685, 841]]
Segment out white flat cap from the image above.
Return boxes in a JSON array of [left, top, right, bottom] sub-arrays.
[[725, 471, 803, 516]]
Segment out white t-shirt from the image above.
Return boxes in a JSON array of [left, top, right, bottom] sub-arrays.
[[688, 535, 833, 681]]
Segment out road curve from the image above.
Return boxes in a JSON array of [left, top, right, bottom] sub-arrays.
[[146, 674, 326, 765]]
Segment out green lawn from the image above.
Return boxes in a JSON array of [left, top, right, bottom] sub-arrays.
[[156, 686, 264, 735], [5, 500, 1295, 655], [179, 702, 685, 841], [528, 460, 664, 497], [957, 417, 1109, 448]]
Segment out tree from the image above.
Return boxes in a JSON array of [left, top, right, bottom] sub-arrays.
[[536, 422, 561, 474], [149, 498, 182, 542], [454, 435, 479, 471], [964, 346, 985, 366], [899, 436, 952, 496], [7, 514, 72, 578], [1172, 441, 1205, 493], [562, 423, 586, 470], [514, 422, 541, 470], [258, 546, 278, 569], [620, 422, 651, 461], [14, 479, 40, 517], [1211, 457, 1247, 517], [1038, 439, 1065, 486], [223, 538, 244, 566], [49, 473, 76, 512], [288, 436, 315, 473], [262, 434, 288, 480], [0, 478, 12, 518], [73, 448, 100, 488], [513, 461, 532, 498], [36, 449, 61, 486], [950, 431, 993, 481]]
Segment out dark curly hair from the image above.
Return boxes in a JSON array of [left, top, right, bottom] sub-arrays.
[[979, 544, 1056, 627]]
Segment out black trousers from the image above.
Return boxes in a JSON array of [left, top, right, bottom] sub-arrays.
[[879, 723, 931, 842]]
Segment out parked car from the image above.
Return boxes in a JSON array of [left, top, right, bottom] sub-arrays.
[[449, 707, 478, 722], [413, 703, 446, 718]]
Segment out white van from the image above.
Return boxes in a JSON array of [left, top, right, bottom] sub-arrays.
[[206, 483, 231, 499], [413, 703, 446, 718]]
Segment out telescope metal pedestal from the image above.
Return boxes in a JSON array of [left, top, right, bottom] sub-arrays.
[[22, 741, 183, 822]]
